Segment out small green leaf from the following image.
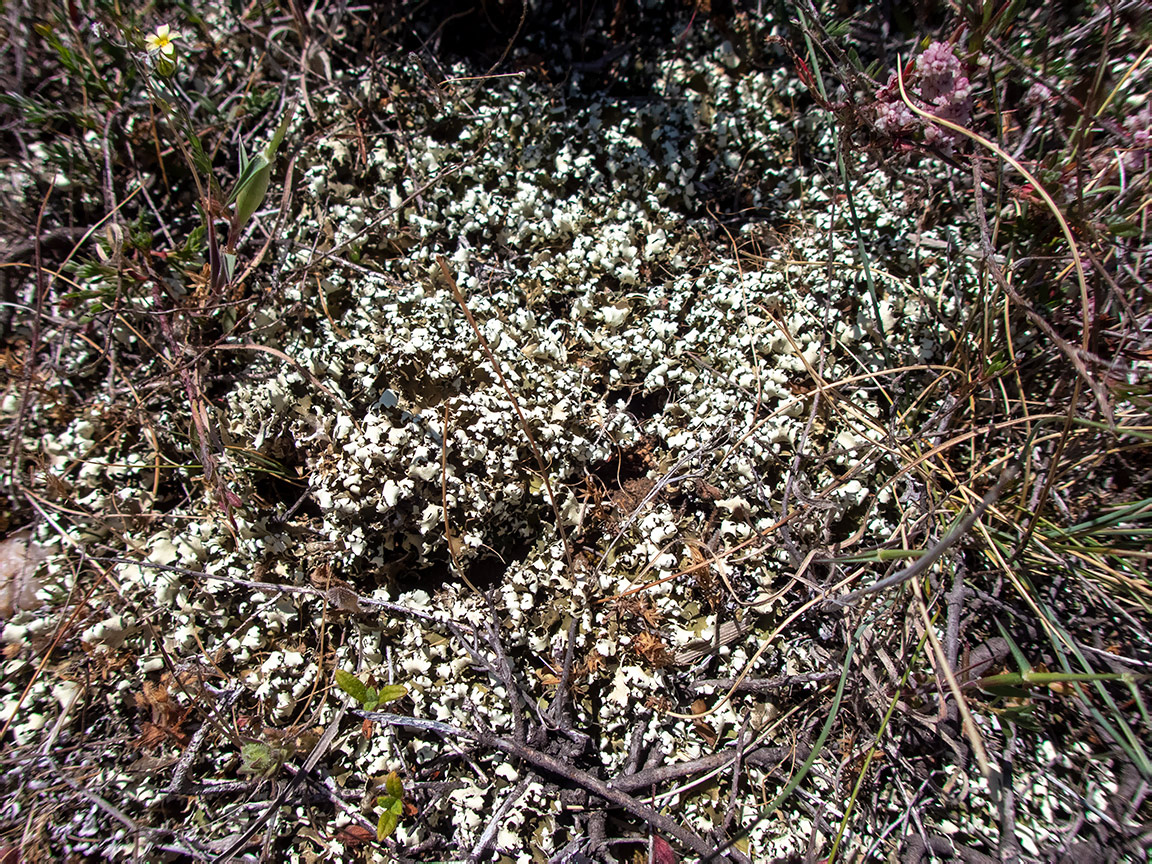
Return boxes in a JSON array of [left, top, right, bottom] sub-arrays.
[[826, 19, 850, 38], [228, 155, 271, 231], [239, 742, 276, 776], [978, 682, 1031, 699], [377, 808, 399, 842], [334, 669, 371, 705], [238, 138, 250, 175], [993, 621, 1032, 674], [375, 789, 405, 842], [184, 223, 206, 253], [1103, 216, 1141, 238], [227, 101, 296, 231], [384, 771, 404, 800], [376, 685, 408, 705]]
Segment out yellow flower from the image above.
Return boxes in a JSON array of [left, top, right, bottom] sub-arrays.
[[145, 24, 178, 56]]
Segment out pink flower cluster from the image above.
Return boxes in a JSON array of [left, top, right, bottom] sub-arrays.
[[873, 41, 973, 148]]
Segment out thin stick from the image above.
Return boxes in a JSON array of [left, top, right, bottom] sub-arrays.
[[828, 459, 1020, 606], [441, 400, 479, 595], [911, 578, 992, 783]]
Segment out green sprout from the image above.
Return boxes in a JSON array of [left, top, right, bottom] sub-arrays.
[[375, 771, 407, 842], [218, 100, 295, 283], [333, 669, 407, 712], [227, 103, 295, 235], [239, 740, 291, 778]]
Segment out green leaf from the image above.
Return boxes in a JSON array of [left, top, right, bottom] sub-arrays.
[[228, 154, 271, 229], [334, 669, 371, 705], [238, 138, 250, 175], [265, 101, 296, 161], [35, 23, 82, 75], [825, 19, 850, 38], [375, 791, 405, 842], [227, 101, 296, 231], [169, 224, 207, 270], [384, 771, 404, 799], [1103, 216, 1141, 238], [239, 742, 276, 776], [184, 223, 207, 253], [171, 111, 214, 183], [377, 808, 399, 841], [993, 621, 1032, 674], [997, 701, 1040, 731], [376, 685, 408, 705], [978, 682, 1031, 699]]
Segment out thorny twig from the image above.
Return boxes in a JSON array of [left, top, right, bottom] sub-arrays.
[[688, 670, 839, 695], [167, 686, 245, 798], [611, 744, 802, 795], [719, 715, 751, 840], [90, 556, 463, 630]]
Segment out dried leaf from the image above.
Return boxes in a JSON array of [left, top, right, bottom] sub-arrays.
[[0, 532, 45, 619], [690, 700, 717, 746], [334, 824, 375, 846], [131, 675, 190, 748], [326, 584, 363, 613], [635, 631, 671, 668], [651, 835, 678, 864]]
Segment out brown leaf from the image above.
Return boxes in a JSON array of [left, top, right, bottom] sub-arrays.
[[326, 584, 363, 613], [690, 700, 717, 746], [0, 532, 45, 619], [651, 835, 678, 864], [131, 675, 191, 748], [334, 824, 375, 846], [133, 722, 171, 750]]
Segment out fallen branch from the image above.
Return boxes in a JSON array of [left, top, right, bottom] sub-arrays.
[[357, 710, 722, 860]]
